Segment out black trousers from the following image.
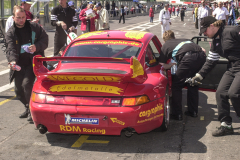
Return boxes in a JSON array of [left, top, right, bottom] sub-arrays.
[[54, 33, 67, 56], [180, 14, 184, 21], [172, 52, 206, 115], [14, 65, 36, 109], [195, 17, 198, 29], [119, 14, 125, 23], [216, 62, 240, 124]]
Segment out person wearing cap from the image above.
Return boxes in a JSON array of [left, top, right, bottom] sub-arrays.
[[198, 0, 209, 36], [159, 4, 171, 38], [159, 30, 206, 121], [96, 2, 109, 30], [149, 5, 154, 23], [51, 0, 78, 56], [212, 2, 229, 25], [191, 16, 240, 136], [79, 3, 99, 34], [21, 0, 39, 23]]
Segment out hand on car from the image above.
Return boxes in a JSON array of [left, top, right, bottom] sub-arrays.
[[160, 62, 176, 70]]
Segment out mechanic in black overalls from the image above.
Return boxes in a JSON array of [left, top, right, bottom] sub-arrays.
[[191, 16, 240, 137], [51, 0, 78, 56], [159, 30, 206, 121]]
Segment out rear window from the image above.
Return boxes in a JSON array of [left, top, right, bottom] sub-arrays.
[[64, 40, 142, 59]]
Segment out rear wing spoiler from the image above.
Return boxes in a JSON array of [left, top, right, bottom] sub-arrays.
[[33, 55, 148, 84]]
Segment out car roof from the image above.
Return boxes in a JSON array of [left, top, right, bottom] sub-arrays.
[[73, 30, 155, 43]]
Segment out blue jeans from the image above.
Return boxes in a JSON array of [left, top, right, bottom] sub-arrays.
[[150, 17, 153, 23], [228, 17, 234, 25], [177, 11, 179, 16]]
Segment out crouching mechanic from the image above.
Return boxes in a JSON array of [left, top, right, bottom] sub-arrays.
[[5, 6, 48, 121], [159, 30, 206, 120], [191, 16, 240, 136]]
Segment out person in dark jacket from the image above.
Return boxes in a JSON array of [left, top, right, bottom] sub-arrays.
[[119, 5, 125, 24], [192, 16, 240, 136], [159, 30, 206, 121], [149, 5, 154, 23], [51, 0, 77, 56], [180, 6, 185, 21], [105, 2, 110, 13], [5, 6, 48, 121]]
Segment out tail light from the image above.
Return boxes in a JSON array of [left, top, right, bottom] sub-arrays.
[[122, 95, 149, 106], [31, 92, 121, 106]]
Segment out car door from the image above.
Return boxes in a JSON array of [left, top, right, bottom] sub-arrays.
[[191, 36, 228, 91]]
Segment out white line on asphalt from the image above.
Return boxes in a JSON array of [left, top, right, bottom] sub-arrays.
[[0, 83, 14, 93], [0, 69, 9, 76], [184, 23, 186, 25]]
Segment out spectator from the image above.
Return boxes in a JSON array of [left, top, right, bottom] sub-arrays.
[[68, 1, 78, 34], [96, 2, 109, 30], [115, 6, 119, 16], [192, 5, 196, 23], [105, 1, 110, 13], [111, 1, 116, 17], [21, 0, 39, 23], [198, 0, 209, 36], [213, 2, 229, 25], [149, 5, 154, 23], [195, 4, 199, 29], [124, 6, 129, 15], [5, 6, 48, 121], [79, 3, 99, 34], [168, 6, 172, 18], [180, 6, 185, 21], [159, 4, 171, 38], [119, 5, 125, 24], [176, 5, 180, 17], [172, 6, 175, 16]]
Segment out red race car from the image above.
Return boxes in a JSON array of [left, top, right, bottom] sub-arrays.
[[30, 30, 172, 136]]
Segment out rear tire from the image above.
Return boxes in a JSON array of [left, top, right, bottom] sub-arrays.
[[159, 86, 170, 131]]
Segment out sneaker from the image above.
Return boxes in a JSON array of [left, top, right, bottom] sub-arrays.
[[212, 122, 234, 137], [27, 112, 33, 122], [19, 109, 29, 118]]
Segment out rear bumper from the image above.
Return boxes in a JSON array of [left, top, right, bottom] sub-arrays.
[[30, 98, 165, 135]]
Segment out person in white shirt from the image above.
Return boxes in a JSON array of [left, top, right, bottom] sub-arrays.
[[159, 4, 171, 38], [212, 2, 229, 25], [5, 16, 14, 33], [198, 0, 209, 36], [96, 2, 109, 30]]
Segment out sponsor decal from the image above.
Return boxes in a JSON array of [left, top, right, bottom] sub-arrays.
[[149, 59, 157, 64], [72, 40, 142, 47], [64, 114, 99, 125], [47, 75, 121, 82], [110, 118, 125, 125], [125, 31, 147, 40], [139, 104, 163, 117], [59, 125, 106, 134], [130, 57, 144, 78], [49, 84, 123, 95], [77, 31, 108, 39], [137, 114, 163, 123]]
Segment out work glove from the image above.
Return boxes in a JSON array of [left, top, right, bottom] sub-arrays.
[[191, 73, 203, 86]]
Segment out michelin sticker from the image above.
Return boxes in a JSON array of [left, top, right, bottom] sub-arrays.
[[64, 114, 99, 125]]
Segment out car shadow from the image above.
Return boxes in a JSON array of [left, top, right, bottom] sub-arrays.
[[45, 90, 217, 154]]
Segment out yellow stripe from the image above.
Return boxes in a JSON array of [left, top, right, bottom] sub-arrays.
[[85, 140, 109, 144], [71, 135, 110, 148], [71, 135, 89, 148], [0, 96, 16, 106]]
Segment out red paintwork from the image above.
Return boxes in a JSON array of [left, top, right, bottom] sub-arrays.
[[30, 30, 171, 135]]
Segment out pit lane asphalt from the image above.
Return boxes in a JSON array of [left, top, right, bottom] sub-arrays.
[[0, 11, 240, 160]]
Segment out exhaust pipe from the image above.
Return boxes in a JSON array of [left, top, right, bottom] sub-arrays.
[[124, 128, 135, 137], [38, 125, 48, 134]]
